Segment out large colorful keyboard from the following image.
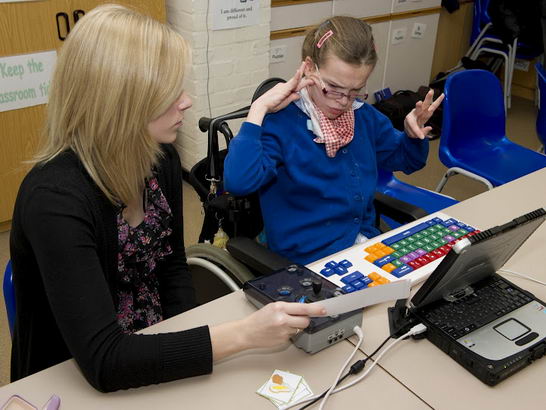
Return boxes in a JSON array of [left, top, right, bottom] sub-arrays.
[[307, 212, 481, 293]]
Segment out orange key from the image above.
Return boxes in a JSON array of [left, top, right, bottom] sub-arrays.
[[373, 250, 388, 258], [376, 277, 390, 284], [365, 243, 381, 253], [381, 263, 396, 273], [365, 254, 379, 263], [368, 272, 382, 281]]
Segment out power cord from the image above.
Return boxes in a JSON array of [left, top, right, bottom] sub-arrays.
[[283, 323, 427, 410], [297, 329, 407, 410], [498, 268, 546, 286], [318, 326, 364, 410], [296, 332, 390, 410]]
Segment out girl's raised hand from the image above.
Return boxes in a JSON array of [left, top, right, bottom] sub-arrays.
[[246, 61, 314, 126], [404, 89, 445, 139]]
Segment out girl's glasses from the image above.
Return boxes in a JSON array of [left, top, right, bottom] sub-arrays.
[[315, 64, 368, 101]]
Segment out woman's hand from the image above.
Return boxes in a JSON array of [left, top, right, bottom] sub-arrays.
[[246, 61, 315, 126], [239, 301, 326, 349], [209, 301, 326, 361], [404, 89, 445, 139]]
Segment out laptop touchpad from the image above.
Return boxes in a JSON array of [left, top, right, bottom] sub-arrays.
[[494, 319, 530, 341]]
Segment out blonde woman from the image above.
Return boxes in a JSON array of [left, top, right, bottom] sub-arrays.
[[10, 4, 324, 392]]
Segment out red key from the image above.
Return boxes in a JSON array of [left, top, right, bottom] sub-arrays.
[[424, 253, 438, 261], [416, 257, 429, 265]]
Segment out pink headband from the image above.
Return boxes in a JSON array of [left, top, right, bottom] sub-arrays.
[[316, 30, 333, 48]]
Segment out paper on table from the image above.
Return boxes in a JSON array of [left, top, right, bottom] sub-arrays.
[[310, 280, 410, 316]]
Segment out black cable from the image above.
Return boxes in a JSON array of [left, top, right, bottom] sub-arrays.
[[298, 335, 391, 410]]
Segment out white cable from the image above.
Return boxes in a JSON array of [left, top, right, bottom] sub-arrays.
[[498, 268, 546, 286], [282, 324, 426, 410], [318, 326, 364, 410], [331, 329, 412, 394]]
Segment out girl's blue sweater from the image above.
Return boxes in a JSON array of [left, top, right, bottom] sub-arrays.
[[224, 102, 428, 264]]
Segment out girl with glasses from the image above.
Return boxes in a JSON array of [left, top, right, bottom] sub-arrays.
[[225, 16, 444, 265]]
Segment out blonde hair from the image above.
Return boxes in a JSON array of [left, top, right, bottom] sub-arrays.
[[302, 16, 377, 68], [35, 4, 189, 205]]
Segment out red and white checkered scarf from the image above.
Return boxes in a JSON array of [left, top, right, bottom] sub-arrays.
[[312, 104, 355, 157], [297, 88, 355, 158]]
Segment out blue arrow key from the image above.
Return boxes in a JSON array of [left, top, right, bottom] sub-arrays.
[[391, 264, 413, 278], [341, 271, 364, 284]]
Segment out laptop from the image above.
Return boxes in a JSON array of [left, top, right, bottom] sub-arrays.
[[408, 208, 546, 386]]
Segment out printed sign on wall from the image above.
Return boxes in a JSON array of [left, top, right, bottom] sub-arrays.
[[0, 50, 56, 113], [211, 0, 260, 30]]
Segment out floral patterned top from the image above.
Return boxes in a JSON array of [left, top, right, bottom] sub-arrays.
[[116, 176, 173, 334]]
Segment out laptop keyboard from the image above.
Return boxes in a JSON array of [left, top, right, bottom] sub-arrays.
[[421, 277, 533, 340]]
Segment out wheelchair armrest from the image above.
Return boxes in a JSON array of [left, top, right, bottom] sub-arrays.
[[226, 237, 293, 276], [373, 192, 429, 226]]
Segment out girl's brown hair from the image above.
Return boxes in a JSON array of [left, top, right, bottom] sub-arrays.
[[302, 16, 377, 68]]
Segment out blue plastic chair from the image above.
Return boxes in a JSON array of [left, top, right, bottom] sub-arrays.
[[536, 62, 546, 153], [376, 169, 458, 229], [435, 69, 546, 193], [3, 260, 15, 337]]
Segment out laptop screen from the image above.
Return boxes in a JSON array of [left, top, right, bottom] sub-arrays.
[[411, 209, 546, 308]]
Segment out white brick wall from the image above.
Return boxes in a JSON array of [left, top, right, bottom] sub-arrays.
[[166, 0, 271, 171]]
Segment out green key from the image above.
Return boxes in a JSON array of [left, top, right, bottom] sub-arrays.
[[391, 259, 404, 267], [391, 242, 402, 250]]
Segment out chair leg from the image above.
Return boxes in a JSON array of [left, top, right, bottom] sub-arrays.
[[436, 167, 494, 193], [506, 38, 517, 110], [435, 170, 454, 193], [466, 23, 493, 59]]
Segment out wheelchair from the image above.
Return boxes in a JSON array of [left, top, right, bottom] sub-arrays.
[[185, 78, 429, 305]]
